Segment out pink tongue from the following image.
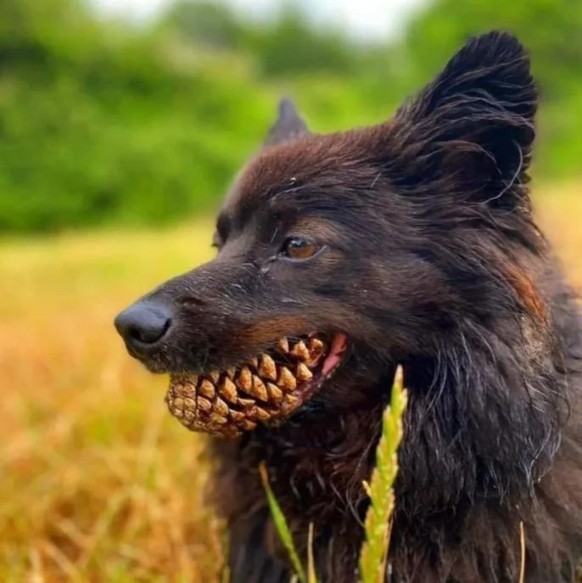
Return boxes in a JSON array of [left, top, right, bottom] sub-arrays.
[[322, 333, 348, 376]]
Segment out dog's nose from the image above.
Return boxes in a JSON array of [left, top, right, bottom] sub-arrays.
[[114, 301, 172, 348]]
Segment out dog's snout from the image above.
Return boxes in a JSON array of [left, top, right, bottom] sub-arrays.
[[114, 301, 172, 349]]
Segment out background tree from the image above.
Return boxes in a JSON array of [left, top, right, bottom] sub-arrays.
[[0, 0, 580, 233]]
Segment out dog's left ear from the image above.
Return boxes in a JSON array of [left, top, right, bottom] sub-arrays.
[[388, 31, 537, 207], [264, 98, 310, 147]]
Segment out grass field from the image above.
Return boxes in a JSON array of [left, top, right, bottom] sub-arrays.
[[1, 183, 581, 583]]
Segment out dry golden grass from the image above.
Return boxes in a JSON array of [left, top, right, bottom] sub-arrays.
[[1, 183, 581, 582]]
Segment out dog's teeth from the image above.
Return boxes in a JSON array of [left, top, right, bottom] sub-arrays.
[[219, 377, 238, 403], [197, 397, 212, 412], [296, 363, 313, 381], [238, 367, 253, 391], [278, 338, 290, 353], [250, 375, 269, 401], [259, 355, 277, 381], [199, 379, 215, 399], [278, 367, 297, 391], [214, 397, 230, 417], [266, 382, 284, 404], [291, 341, 310, 361]]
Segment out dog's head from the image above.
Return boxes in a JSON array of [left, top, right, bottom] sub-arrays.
[[115, 32, 540, 438]]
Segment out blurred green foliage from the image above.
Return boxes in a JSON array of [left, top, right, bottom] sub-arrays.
[[0, 0, 580, 233]]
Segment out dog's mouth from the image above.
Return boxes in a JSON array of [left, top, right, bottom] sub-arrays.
[[165, 332, 348, 438]]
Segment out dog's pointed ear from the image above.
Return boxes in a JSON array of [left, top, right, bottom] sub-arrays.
[[264, 98, 309, 147], [389, 32, 537, 206]]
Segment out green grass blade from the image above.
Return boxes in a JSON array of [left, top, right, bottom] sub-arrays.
[[259, 463, 307, 583], [307, 522, 319, 583], [359, 365, 408, 583]]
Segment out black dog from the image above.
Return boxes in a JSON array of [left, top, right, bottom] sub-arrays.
[[115, 32, 582, 582]]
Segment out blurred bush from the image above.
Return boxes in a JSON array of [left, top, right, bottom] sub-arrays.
[[0, 0, 580, 233]]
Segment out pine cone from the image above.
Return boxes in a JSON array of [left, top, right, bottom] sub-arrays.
[[166, 336, 327, 437]]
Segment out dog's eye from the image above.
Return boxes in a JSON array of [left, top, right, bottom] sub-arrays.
[[281, 236, 319, 260]]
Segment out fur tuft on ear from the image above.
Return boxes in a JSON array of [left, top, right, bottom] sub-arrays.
[[390, 31, 537, 208], [264, 98, 309, 147]]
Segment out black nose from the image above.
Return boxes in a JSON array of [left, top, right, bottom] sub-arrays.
[[114, 301, 172, 349]]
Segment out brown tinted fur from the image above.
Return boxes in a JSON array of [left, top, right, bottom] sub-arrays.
[[116, 32, 582, 581]]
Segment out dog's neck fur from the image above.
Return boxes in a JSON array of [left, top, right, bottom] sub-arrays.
[[211, 265, 582, 582], [237, 298, 564, 510]]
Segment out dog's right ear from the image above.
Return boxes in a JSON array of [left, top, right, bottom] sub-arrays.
[[385, 32, 537, 208], [264, 98, 309, 147]]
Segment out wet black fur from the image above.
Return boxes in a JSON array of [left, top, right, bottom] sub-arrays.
[[117, 32, 582, 581]]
